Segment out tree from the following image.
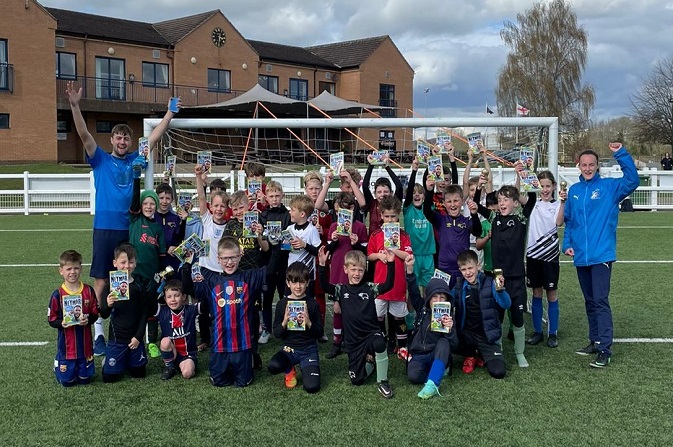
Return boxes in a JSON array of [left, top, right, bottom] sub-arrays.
[[630, 57, 673, 149], [496, 0, 595, 135]]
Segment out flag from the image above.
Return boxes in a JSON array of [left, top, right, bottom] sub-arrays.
[[516, 103, 529, 116], [486, 105, 494, 114]]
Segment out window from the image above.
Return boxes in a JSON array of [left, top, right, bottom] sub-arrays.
[[208, 69, 231, 93], [258, 75, 278, 94], [55, 52, 76, 79], [57, 119, 70, 132], [0, 114, 9, 129], [142, 62, 168, 88], [318, 81, 335, 95], [379, 84, 397, 118], [289, 78, 308, 101], [96, 120, 127, 133], [0, 39, 8, 90], [95, 57, 125, 100]]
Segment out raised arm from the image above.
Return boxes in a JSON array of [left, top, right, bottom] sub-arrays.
[[342, 169, 366, 208], [66, 81, 97, 158], [377, 258, 396, 296], [386, 166, 403, 201], [317, 247, 336, 296], [148, 98, 181, 151], [446, 143, 458, 185], [194, 165, 209, 216], [362, 164, 374, 203], [422, 187, 438, 226], [314, 171, 333, 212], [462, 150, 473, 197], [130, 178, 141, 214], [612, 144, 639, 201], [403, 161, 419, 208]]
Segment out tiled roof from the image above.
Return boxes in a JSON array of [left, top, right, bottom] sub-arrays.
[[153, 10, 218, 45], [248, 40, 337, 69], [46, 7, 170, 47], [306, 35, 388, 69]]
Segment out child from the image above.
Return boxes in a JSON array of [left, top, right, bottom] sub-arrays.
[[423, 182, 482, 289], [268, 262, 324, 393], [475, 191, 499, 275], [367, 195, 413, 360], [403, 157, 435, 289], [153, 279, 201, 380], [286, 194, 322, 297], [302, 171, 333, 328], [318, 248, 396, 398], [223, 191, 265, 271], [187, 236, 267, 387], [129, 176, 166, 358], [245, 161, 267, 212], [362, 154, 403, 235], [155, 183, 185, 272], [324, 192, 369, 359], [451, 250, 511, 378], [99, 243, 151, 383], [520, 169, 566, 348], [423, 142, 459, 215], [48, 250, 99, 387], [193, 164, 230, 350], [405, 255, 458, 399], [475, 184, 536, 367], [258, 180, 291, 344]]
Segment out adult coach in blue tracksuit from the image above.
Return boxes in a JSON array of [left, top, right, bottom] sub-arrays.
[[562, 142, 638, 368]]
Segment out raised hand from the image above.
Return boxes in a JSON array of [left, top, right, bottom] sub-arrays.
[[65, 81, 83, 107]]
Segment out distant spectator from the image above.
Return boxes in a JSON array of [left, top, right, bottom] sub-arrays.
[[661, 152, 673, 170]]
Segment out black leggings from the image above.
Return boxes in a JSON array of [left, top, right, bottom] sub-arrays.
[[267, 351, 320, 393], [102, 365, 146, 383]]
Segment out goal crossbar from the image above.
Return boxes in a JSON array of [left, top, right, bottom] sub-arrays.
[[143, 116, 559, 187]]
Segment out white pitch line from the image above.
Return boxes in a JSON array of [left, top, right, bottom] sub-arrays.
[[559, 260, 673, 264], [618, 226, 673, 229], [0, 342, 49, 346], [614, 338, 673, 343], [0, 229, 91, 232], [0, 263, 92, 267]]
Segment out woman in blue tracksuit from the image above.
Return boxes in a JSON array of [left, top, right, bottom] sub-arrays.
[[562, 143, 639, 368]]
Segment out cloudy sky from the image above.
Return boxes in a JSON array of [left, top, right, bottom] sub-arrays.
[[42, 0, 673, 121]]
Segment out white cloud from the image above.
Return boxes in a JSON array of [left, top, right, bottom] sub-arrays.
[[39, 0, 673, 120]]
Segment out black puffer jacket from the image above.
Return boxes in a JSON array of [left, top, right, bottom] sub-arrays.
[[407, 275, 458, 355]]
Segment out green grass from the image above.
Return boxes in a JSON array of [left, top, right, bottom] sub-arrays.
[[1, 212, 673, 446]]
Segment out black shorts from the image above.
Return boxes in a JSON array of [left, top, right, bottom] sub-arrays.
[[347, 332, 385, 385], [456, 331, 504, 364], [90, 229, 129, 279], [526, 257, 560, 290]]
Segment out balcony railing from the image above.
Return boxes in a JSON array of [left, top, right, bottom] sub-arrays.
[[56, 76, 246, 107], [379, 98, 397, 117], [0, 64, 14, 93]]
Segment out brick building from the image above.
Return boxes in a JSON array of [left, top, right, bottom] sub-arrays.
[[0, 0, 414, 163]]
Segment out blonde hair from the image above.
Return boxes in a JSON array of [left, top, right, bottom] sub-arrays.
[[303, 171, 323, 188], [344, 250, 366, 268], [229, 190, 249, 207], [265, 180, 284, 194], [289, 194, 315, 216]]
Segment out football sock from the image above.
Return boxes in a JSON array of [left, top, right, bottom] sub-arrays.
[[375, 351, 389, 382], [531, 296, 543, 333], [315, 295, 326, 324], [378, 319, 387, 336], [333, 313, 343, 345], [94, 318, 104, 339], [548, 299, 559, 335], [428, 359, 446, 386], [394, 318, 408, 348], [513, 325, 529, 367], [160, 349, 174, 368]]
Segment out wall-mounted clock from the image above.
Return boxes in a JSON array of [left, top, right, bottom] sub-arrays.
[[212, 27, 226, 47]]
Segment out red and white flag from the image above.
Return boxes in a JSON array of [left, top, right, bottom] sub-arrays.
[[516, 103, 530, 117]]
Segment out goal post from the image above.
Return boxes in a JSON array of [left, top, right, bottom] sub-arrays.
[[143, 116, 559, 190]]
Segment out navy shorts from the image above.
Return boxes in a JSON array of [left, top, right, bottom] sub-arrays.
[[103, 340, 148, 375], [209, 350, 253, 387], [54, 357, 95, 385], [176, 352, 198, 368], [526, 257, 560, 290], [280, 345, 320, 370], [90, 229, 129, 279]]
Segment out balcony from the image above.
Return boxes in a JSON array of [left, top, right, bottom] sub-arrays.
[[0, 64, 14, 93], [55, 76, 246, 112], [379, 98, 397, 117]]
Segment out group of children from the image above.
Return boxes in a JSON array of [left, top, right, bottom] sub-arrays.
[[49, 144, 568, 400]]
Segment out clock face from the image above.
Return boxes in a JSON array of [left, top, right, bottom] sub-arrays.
[[211, 27, 226, 47]]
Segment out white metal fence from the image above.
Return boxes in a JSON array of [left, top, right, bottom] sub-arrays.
[[1, 167, 672, 215]]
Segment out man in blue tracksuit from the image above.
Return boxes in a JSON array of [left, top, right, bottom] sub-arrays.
[[562, 143, 639, 368]]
